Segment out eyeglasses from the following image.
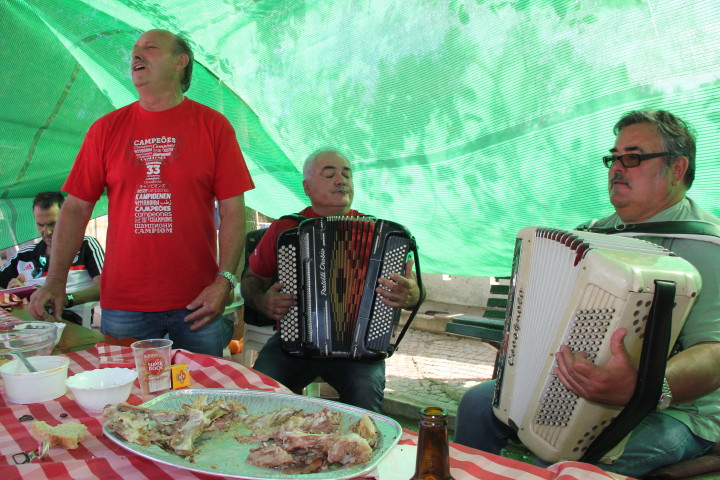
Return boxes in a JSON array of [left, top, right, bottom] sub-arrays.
[[602, 152, 668, 168]]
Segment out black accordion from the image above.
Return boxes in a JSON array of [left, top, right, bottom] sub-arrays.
[[276, 216, 421, 360]]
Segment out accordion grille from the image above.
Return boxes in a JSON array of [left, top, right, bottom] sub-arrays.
[[278, 242, 300, 342], [367, 237, 409, 346]]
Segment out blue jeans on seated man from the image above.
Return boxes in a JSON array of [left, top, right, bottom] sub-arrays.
[[252, 332, 386, 413], [454, 380, 715, 478], [101, 308, 233, 357]]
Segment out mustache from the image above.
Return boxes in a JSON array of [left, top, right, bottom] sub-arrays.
[[332, 187, 350, 193], [610, 173, 630, 186]]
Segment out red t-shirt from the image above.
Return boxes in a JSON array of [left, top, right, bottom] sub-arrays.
[[64, 99, 254, 310], [249, 207, 362, 279]]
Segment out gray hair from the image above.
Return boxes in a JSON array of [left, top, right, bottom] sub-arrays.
[[171, 33, 194, 93], [302, 148, 350, 180], [613, 110, 696, 189]]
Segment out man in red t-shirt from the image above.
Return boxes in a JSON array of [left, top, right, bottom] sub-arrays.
[[242, 148, 420, 412], [29, 30, 252, 357]]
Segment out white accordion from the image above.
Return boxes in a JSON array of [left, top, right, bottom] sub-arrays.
[[492, 227, 701, 463]]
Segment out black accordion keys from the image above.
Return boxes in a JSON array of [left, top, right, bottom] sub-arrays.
[[276, 216, 417, 360]]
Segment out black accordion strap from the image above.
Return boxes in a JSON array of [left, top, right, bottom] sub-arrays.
[[279, 213, 309, 223], [579, 220, 720, 240], [580, 279, 676, 463], [387, 238, 426, 356]]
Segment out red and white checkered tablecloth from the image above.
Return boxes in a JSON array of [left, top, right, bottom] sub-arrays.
[[0, 346, 632, 480]]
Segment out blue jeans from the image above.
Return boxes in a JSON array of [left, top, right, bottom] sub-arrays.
[[252, 333, 386, 413], [101, 308, 233, 357], [454, 380, 715, 478]]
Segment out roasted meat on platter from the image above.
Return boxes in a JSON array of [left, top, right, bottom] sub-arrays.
[[103, 396, 381, 474]]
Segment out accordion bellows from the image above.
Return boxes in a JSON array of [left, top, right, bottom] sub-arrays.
[[493, 227, 701, 463], [276, 216, 415, 360]]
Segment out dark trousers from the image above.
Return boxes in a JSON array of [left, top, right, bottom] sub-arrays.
[[253, 332, 386, 413]]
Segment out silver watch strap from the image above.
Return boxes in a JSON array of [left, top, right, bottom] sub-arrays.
[[217, 270, 238, 289]]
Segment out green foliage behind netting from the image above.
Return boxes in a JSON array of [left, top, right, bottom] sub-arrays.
[[2, 0, 718, 276]]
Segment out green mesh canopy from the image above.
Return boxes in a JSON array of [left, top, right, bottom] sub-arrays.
[[2, 0, 719, 276]]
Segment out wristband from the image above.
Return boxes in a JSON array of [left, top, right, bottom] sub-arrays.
[[65, 294, 75, 308]]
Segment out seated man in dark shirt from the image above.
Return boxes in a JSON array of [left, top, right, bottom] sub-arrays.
[[0, 191, 103, 324], [241, 148, 421, 413]]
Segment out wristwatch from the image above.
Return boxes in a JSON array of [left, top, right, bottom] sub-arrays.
[[657, 377, 673, 410], [65, 294, 75, 309], [217, 270, 239, 289]]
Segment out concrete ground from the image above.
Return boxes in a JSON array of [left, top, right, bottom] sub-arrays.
[[382, 327, 496, 432], [384, 300, 496, 428]]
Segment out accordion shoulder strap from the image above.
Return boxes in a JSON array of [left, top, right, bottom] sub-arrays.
[[279, 213, 308, 223], [579, 220, 720, 245]]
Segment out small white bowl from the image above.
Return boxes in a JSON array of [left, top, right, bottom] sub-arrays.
[[66, 368, 138, 412], [0, 355, 70, 404]]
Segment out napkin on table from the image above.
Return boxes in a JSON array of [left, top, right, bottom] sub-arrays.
[[0, 293, 23, 308], [96, 343, 136, 369]]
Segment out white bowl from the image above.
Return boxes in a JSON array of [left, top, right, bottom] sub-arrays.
[[0, 355, 70, 404], [66, 368, 138, 412]]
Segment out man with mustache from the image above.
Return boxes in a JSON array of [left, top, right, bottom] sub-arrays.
[[454, 110, 720, 477], [28, 30, 252, 356], [0, 191, 103, 325], [241, 148, 421, 413]]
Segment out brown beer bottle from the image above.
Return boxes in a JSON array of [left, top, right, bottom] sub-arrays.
[[410, 406, 454, 480]]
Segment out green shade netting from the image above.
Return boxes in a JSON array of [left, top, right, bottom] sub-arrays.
[[1, 0, 719, 276]]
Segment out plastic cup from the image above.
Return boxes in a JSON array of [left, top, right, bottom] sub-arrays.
[[131, 339, 173, 395]]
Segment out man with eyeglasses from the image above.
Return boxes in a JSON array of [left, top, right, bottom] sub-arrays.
[[455, 110, 720, 477]]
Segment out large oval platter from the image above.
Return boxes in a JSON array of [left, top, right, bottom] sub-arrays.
[[102, 388, 402, 479]]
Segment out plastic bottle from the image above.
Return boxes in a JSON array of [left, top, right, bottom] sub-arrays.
[[410, 406, 454, 480]]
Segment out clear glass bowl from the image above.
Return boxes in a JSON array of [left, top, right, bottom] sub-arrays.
[[0, 321, 57, 364]]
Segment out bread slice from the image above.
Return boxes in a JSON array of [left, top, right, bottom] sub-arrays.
[[31, 421, 88, 449]]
